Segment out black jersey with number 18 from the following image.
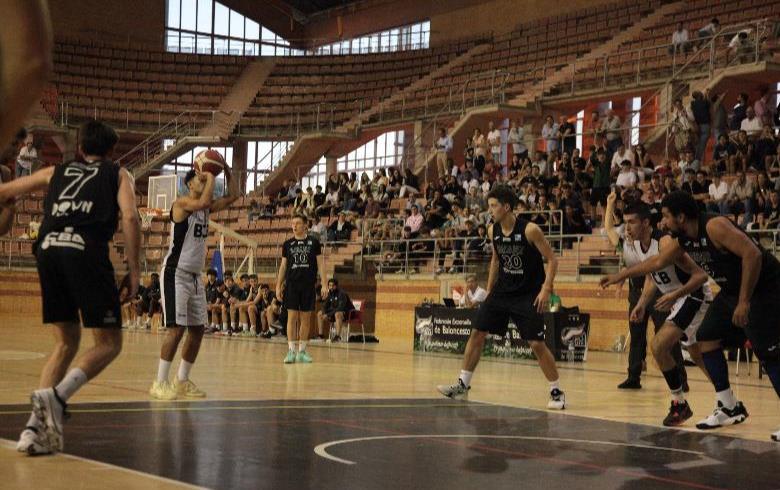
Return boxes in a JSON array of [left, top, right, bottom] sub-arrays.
[[490, 217, 545, 296], [37, 160, 120, 253]]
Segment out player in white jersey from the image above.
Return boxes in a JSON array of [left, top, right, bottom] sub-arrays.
[[150, 166, 236, 400], [617, 201, 712, 426]]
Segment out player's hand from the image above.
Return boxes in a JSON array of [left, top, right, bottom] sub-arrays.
[[733, 301, 750, 328], [614, 279, 625, 298], [655, 292, 677, 312], [121, 271, 140, 304], [606, 189, 617, 206], [534, 288, 551, 314], [600, 274, 621, 289], [277, 286, 284, 301], [629, 304, 645, 323]]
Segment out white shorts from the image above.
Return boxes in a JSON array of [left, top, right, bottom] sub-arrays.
[[161, 267, 207, 327], [666, 294, 710, 347]]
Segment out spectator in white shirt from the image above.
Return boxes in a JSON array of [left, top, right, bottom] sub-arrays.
[[615, 160, 637, 189], [16, 136, 37, 178], [601, 109, 623, 153], [508, 120, 527, 161], [610, 143, 635, 171], [435, 127, 453, 178], [487, 121, 502, 166], [740, 107, 763, 137], [541, 115, 559, 154], [669, 22, 691, 55], [707, 172, 729, 215], [458, 275, 487, 308], [696, 18, 719, 46], [728, 30, 753, 63], [405, 205, 424, 234]]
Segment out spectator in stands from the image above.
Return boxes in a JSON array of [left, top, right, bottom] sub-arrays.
[[248, 199, 262, 221], [463, 137, 475, 170], [0, 128, 27, 183], [317, 278, 355, 341], [769, 142, 780, 182], [405, 205, 424, 234], [760, 190, 780, 230], [707, 171, 730, 215], [710, 90, 728, 142], [508, 119, 527, 161], [669, 22, 691, 55], [601, 109, 623, 154], [15, 135, 36, 178], [678, 149, 700, 182], [364, 195, 381, 220], [309, 214, 327, 243], [138, 273, 161, 330], [589, 111, 604, 148], [669, 98, 695, 155], [741, 106, 763, 137], [684, 170, 711, 212], [728, 30, 753, 63], [232, 275, 258, 336], [755, 125, 777, 172], [727, 171, 755, 226], [227, 274, 251, 334], [386, 168, 402, 198], [542, 115, 559, 154], [610, 142, 635, 172], [730, 93, 749, 131], [755, 88, 774, 127], [486, 121, 501, 165], [206, 280, 226, 334], [425, 190, 451, 229], [696, 18, 720, 46], [713, 133, 738, 174], [458, 275, 487, 308], [690, 91, 711, 163], [327, 211, 355, 243], [246, 283, 270, 336], [587, 148, 611, 217], [472, 128, 487, 174], [435, 128, 453, 178], [615, 160, 637, 190], [262, 292, 285, 338], [204, 269, 219, 332], [558, 116, 576, 156], [755, 171, 773, 211], [399, 168, 420, 198], [734, 130, 750, 172]]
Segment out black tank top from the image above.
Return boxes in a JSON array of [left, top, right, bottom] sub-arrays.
[[676, 214, 780, 296], [490, 217, 545, 295], [37, 160, 120, 252]]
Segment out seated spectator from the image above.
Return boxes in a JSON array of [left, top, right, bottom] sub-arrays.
[[684, 170, 711, 212], [317, 278, 355, 341], [615, 160, 637, 190], [246, 283, 271, 336], [327, 212, 355, 243], [669, 22, 691, 55], [399, 168, 420, 198], [741, 107, 763, 137], [203, 269, 219, 332], [309, 214, 327, 243], [610, 143, 635, 173], [678, 149, 700, 181], [137, 273, 161, 330], [730, 93, 749, 131], [754, 125, 777, 171], [728, 30, 753, 63], [424, 190, 451, 229], [232, 274, 260, 335], [364, 195, 381, 220], [458, 275, 487, 308], [755, 171, 773, 210], [707, 172, 730, 215], [247, 199, 262, 221], [207, 280, 228, 333], [227, 274, 251, 334], [712, 133, 738, 174], [696, 18, 720, 46], [263, 291, 287, 338], [15, 135, 37, 179], [759, 190, 780, 230], [727, 171, 755, 226]]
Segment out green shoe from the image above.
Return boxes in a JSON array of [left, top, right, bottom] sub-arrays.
[[283, 350, 296, 364], [297, 350, 313, 363]]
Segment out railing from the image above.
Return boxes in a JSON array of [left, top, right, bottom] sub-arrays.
[[0, 238, 37, 270]]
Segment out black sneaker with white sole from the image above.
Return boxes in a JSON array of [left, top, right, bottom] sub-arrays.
[[695, 401, 748, 430], [663, 400, 693, 427]]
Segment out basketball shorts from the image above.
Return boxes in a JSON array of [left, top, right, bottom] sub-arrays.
[[473, 292, 545, 341], [666, 294, 710, 347], [161, 267, 207, 327], [697, 290, 780, 361], [36, 244, 121, 328], [284, 281, 316, 312]]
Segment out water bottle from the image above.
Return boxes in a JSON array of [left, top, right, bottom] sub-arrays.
[[549, 293, 561, 312], [568, 341, 576, 362]]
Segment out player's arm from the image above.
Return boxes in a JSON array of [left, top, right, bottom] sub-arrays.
[[175, 172, 215, 214], [485, 226, 499, 294], [706, 217, 761, 327], [210, 166, 238, 213], [600, 239, 683, 288], [0, 0, 53, 146], [0, 165, 55, 203], [276, 257, 287, 301], [630, 275, 657, 322], [317, 252, 326, 291], [527, 222, 558, 313], [118, 169, 141, 302], [603, 190, 620, 247], [655, 250, 709, 312]]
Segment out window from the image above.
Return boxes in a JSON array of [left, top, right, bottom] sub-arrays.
[[313, 20, 430, 55]]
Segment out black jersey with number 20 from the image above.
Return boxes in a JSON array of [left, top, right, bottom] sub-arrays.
[[282, 236, 322, 285], [490, 217, 545, 296]]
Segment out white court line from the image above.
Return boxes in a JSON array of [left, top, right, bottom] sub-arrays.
[[313, 434, 708, 465], [0, 438, 206, 489]]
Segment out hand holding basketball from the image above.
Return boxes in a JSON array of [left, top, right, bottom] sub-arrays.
[[194, 149, 227, 177]]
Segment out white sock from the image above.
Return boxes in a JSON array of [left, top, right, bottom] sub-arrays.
[[671, 387, 685, 403], [288, 341, 296, 351], [177, 360, 193, 381], [716, 388, 737, 410], [549, 380, 560, 392], [459, 370, 473, 387], [299, 341, 308, 352], [223, 323, 228, 331], [242, 324, 248, 331], [55, 368, 87, 401], [157, 360, 172, 382]]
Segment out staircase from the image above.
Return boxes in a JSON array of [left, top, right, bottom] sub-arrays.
[[119, 60, 275, 179], [258, 43, 492, 195], [558, 234, 617, 277]]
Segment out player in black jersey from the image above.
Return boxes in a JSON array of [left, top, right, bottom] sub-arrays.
[[437, 185, 566, 409], [601, 191, 780, 440], [276, 214, 325, 364], [0, 121, 141, 455]]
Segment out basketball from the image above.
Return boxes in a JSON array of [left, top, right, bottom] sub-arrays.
[[194, 149, 227, 177]]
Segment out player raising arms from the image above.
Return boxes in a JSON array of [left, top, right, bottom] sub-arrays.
[[602, 191, 780, 439], [437, 185, 566, 409]]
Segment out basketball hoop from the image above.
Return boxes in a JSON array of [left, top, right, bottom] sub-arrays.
[[138, 207, 162, 230]]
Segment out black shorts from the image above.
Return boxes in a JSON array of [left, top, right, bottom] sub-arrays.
[[590, 187, 609, 207], [697, 291, 780, 361], [473, 292, 545, 341], [36, 246, 121, 328], [284, 282, 316, 312]]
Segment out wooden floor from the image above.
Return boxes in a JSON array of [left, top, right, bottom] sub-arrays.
[[1, 313, 779, 489]]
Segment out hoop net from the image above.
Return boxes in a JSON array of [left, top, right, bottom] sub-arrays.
[[138, 207, 163, 230]]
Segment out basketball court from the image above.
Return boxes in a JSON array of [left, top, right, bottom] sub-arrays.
[[2, 318, 778, 489]]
